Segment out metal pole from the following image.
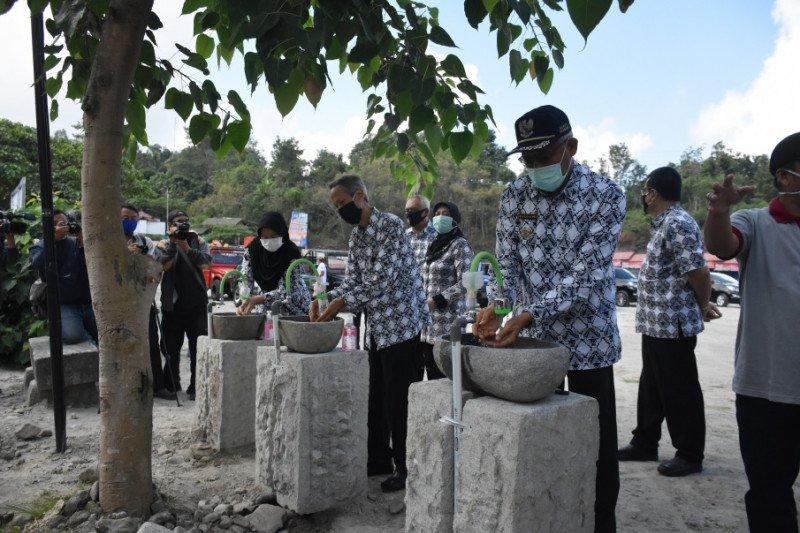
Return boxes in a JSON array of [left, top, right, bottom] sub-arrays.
[[31, 10, 66, 452]]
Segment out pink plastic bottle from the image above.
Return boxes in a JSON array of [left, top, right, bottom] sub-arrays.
[[341, 317, 357, 350], [263, 313, 274, 342]]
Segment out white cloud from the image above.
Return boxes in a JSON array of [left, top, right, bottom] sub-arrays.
[[572, 118, 653, 168], [692, 0, 800, 154]]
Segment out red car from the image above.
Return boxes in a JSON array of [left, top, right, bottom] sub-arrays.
[[203, 246, 246, 299]]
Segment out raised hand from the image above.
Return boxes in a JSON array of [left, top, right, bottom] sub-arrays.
[[707, 173, 757, 215]]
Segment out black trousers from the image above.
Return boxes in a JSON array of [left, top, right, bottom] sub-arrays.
[[367, 334, 423, 476], [161, 306, 207, 393], [737, 394, 800, 533], [630, 335, 706, 463], [420, 342, 445, 380], [563, 365, 620, 533], [148, 306, 165, 392]]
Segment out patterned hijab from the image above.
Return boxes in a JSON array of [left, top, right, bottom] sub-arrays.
[[426, 201, 464, 264]]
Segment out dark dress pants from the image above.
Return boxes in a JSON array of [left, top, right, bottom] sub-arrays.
[[367, 334, 423, 475], [420, 341, 445, 380], [564, 365, 620, 533], [161, 305, 207, 393], [630, 335, 706, 463]]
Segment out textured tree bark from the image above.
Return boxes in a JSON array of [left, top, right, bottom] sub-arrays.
[[80, 0, 158, 517]]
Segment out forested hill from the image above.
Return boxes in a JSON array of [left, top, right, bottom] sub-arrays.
[[0, 118, 777, 252]]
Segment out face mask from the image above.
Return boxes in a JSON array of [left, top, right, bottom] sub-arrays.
[[432, 215, 455, 234], [779, 169, 800, 196], [525, 146, 570, 192], [260, 237, 283, 252], [122, 219, 138, 235], [406, 209, 427, 227], [338, 201, 363, 225]]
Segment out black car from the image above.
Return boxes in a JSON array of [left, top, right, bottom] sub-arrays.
[[614, 267, 638, 307], [710, 271, 740, 307]]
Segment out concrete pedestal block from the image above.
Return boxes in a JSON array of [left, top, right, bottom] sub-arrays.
[[454, 393, 599, 533], [405, 379, 477, 533], [29, 336, 99, 407], [255, 347, 368, 514], [195, 336, 263, 453]]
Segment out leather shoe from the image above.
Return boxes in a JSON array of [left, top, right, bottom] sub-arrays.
[[154, 388, 177, 400], [617, 445, 657, 462], [368, 462, 394, 477], [657, 456, 702, 477], [380, 471, 406, 493]]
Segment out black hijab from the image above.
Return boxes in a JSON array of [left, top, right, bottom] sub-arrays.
[[426, 201, 465, 264], [246, 212, 301, 292]]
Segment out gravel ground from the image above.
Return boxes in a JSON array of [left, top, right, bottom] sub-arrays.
[[1, 304, 798, 531]]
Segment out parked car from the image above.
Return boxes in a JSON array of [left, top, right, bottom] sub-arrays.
[[203, 246, 245, 299], [614, 267, 638, 307], [710, 271, 740, 307], [303, 249, 349, 292]]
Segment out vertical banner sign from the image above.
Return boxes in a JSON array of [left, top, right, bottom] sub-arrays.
[[10, 178, 26, 210], [288, 211, 309, 248]]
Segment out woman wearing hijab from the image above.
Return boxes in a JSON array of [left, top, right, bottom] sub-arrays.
[[420, 201, 474, 379], [236, 212, 311, 316]]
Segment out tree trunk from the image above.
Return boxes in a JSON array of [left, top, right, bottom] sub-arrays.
[[80, 0, 158, 517]]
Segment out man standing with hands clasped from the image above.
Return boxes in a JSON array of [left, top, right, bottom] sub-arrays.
[[475, 105, 625, 533], [705, 132, 800, 533], [310, 174, 427, 493], [617, 167, 719, 477]]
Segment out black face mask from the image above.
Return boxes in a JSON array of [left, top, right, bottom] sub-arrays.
[[338, 201, 363, 225], [406, 209, 427, 227]]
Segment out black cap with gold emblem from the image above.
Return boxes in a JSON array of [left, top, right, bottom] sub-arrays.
[[507, 105, 572, 156]]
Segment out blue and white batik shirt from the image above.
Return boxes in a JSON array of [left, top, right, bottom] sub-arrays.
[[492, 162, 626, 371], [635, 204, 706, 339], [329, 208, 428, 351], [407, 223, 437, 268], [240, 252, 312, 316]]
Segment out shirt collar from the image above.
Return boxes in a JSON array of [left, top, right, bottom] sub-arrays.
[[651, 203, 681, 228], [768, 197, 800, 225], [358, 207, 380, 232]]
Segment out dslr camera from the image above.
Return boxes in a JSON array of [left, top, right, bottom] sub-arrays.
[[173, 221, 191, 241], [66, 210, 82, 235], [0, 210, 35, 236]]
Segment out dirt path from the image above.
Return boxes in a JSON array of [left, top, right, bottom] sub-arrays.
[[1, 305, 797, 531]]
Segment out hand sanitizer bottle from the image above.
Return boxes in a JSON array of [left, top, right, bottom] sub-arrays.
[[341, 317, 357, 350]]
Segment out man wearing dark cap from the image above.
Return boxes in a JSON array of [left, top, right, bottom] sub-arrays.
[[476, 105, 625, 532], [617, 167, 719, 477], [157, 210, 211, 400], [705, 132, 800, 532]]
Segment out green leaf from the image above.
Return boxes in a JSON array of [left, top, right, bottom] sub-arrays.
[[182, 0, 206, 15], [496, 26, 511, 57], [227, 90, 249, 119], [618, 0, 635, 13], [449, 130, 473, 164], [553, 49, 565, 69], [523, 37, 538, 52], [397, 133, 409, 154], [429, 25, 456, 47], [439, 106, 457, 133], [164, 87, 193, 120], [470, 121, 489, 158], [424, 123, 443, 153], [356, 66, 373, 90], [482, 0, 499, 13], [408, 106, 434, 135], [463, 0, 488, 28], [537, 68, 554, 93], [43, 55, 59, 72], [227, 120, 251, 152], [509, 50, 528, 84], [274, 83, 300, 117], [440, 54, 467, 78], [195, 34, 214, 59], [49, 99, 58, 121], [188, 113, 214, 144], [202, 80, 220, 112], [126, 101, 146, 135], [244, 52, 262, 90], [188, 81, 205, 111], [566, 0, 613, 41]]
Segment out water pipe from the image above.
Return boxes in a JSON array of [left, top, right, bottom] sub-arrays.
[[284, 258, 319, 294], [219, 268, 241, 300], [469, 251, 511, 316]]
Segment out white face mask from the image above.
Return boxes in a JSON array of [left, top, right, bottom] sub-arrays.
[[260, 237, 283, 252]]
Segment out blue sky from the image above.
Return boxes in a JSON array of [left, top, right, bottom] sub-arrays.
[[0, 0, 795, 175]]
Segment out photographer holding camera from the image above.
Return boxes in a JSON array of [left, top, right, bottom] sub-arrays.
[[0, 211, 28, 267], [157, 210, 211, 401], [30, 210, 97, 345]]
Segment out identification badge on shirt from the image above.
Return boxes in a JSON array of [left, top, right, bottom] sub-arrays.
[[516, 212, 537, 240]]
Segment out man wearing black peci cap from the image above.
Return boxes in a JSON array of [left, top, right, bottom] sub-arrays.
[[704, 132, 800, 532], [476, 105, 626, 532]]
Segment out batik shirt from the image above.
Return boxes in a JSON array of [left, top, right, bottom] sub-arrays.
[[492, 162, 626, 371], [421, 236, 474, 345], [407, 224, 437, 267], [635, 204, 706, 339], [240, 252, 312, 316], [329, 208, 428, 351]]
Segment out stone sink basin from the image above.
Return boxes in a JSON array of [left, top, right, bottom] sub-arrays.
[[278, 316, 344, 354], [433, 334, 569, 403], [211, 312, 266, 341]]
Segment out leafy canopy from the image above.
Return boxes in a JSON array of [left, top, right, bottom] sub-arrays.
[[7, 0, 632, 195]]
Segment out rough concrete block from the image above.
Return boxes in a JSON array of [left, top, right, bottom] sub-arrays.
[[195, 337, 262, 453], [255, 346, 368, 514], [26, 380, 42, 406], [29, 336, 98, 390], [24, 367, 34, 388], [454, 393, 599, 533], [405, 379, 476, 533]]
